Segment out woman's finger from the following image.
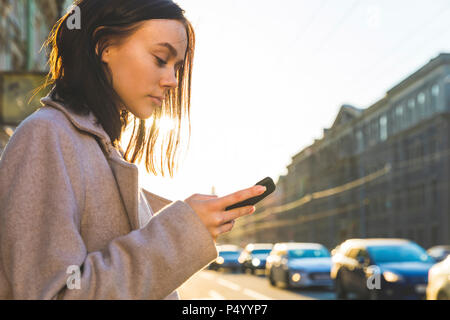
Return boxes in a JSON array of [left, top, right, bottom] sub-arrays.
[[216, 220, 235, 236], [213, 185, 266, 210], [219, 205, 255, 224]]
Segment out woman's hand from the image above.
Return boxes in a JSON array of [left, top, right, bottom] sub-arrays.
[[184, 185, 267, 242]]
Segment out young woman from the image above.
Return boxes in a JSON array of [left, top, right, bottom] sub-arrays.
[[0, 0, 265, 299]]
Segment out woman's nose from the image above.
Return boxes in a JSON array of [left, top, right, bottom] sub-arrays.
[[160, 69, 178, 89]]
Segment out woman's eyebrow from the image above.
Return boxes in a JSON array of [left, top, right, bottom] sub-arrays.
[[156, 42, 178, 58], [156, 42, 185, 66]]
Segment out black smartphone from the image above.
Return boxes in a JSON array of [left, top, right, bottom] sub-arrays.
[[225, 177, 276, 211]]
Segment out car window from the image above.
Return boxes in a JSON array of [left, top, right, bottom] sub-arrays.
[[367, 243, 434, 264], [219, 251, 241, 258], [288, 248, 331, 259], [251, 249, 272, 255]]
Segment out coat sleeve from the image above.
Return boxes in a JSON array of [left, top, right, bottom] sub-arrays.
[[0, 116, 218, 299]]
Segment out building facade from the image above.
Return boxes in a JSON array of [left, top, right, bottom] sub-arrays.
[[227, 53, 450, 250], [0, 0, 70, 71], [0, 0, 70, 154]]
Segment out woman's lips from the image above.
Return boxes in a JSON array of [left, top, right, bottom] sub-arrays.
[[148, 95, 162, 104]]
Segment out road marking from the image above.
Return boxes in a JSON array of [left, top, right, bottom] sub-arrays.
[[217, 278, 242, 291], [208, 290, 226, 300], [242, 288, 272, 300], [199, 272, 215, 280]]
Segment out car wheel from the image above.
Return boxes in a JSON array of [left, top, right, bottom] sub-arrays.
[[335, 276, 348, 300], [285, 271, 292, 289], [269, 270, 276, 286]]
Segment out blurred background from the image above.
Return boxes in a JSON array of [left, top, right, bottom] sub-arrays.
[[1, 0, 449, 300]]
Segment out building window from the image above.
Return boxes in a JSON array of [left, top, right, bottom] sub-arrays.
[[417, 92, 426, 104], [370, 119, 379, 145], [356, 130, 364, 153], [431, 83, 441, 111], [432, 83, 440, 97], [407, 98, 416, 124], [395, 104, 404, 130], [379, 115, 387, 141], [417, 92, 426, 119]]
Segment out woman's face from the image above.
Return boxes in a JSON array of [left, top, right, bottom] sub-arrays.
[[100, 19, 188, 119]]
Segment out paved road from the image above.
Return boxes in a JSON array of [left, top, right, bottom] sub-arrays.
[[178, 269, 336, 300]]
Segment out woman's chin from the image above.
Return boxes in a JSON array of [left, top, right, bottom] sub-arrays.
[[129, 106, 155, 120]]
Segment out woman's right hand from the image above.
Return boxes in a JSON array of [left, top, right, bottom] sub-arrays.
[[184, 185, 267, 242]]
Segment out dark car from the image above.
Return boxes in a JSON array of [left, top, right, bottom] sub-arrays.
[[427, 245, 450, 263], [266, 242, 333, 289], [331, 239, 436, 300], [208, 245, 242, 272], [239, 243, 273, 275]]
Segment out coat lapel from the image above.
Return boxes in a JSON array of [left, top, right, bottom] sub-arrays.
[[107, 148, 140, 230], [39, 92, 141, 230]]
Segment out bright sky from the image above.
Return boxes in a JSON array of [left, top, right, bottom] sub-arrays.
[[127, 0, 450, 202]]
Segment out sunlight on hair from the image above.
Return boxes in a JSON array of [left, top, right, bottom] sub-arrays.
[[157, 115, 176, 133]]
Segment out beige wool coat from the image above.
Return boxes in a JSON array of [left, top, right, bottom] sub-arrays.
[[0, 90, 218, 299]]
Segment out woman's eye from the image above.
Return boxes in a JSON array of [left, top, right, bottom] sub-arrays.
[[155, 56, 167, 67]]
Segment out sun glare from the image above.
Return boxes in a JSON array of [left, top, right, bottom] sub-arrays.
[[158, 116, 176, 133]]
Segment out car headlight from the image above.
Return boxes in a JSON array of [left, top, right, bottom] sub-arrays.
[[383, 271, 403, 282], [252, 258, 261, 267], [216, 257, 224, 264], [291, 273, 302, 282]]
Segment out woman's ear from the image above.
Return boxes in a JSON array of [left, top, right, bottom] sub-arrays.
[[95, 43, 111, 64], [93, 26, 110, 63]]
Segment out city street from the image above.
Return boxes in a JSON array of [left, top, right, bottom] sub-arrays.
[[0, 0, 449, 303], [178, 269, 336, 300]]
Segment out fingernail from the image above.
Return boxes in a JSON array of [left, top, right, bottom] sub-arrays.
[[257, 186, 266, 193]]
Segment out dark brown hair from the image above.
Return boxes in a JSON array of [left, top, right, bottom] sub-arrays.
[[38, 0, 195, 177]]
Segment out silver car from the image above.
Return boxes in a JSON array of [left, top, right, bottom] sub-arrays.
[[427, 255, 450, 300], [266, 242, 333, 289]]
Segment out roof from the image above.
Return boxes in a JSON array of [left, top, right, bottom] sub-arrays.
[[340, 238, 412, 248], [329, 104, 364, 131], [217, 244, 242, 252], [387, 53, 450, 97], [245, 243, 274, 251], [273, 242, 327, 250]]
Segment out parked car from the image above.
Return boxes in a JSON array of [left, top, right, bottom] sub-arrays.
[[208, 244, 242, 272], [331, 238, 436, 300], [427, 245, 450, 263], [239, 243, 273, 275], [427, 255, 450, 300], [266, 242, 333, 289]]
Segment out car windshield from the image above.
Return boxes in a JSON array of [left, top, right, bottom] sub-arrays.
[[367, 243, 435, 264], [219, 251, 240, 258], [251, 249, 272, 255], [288, 248, 330, 259]]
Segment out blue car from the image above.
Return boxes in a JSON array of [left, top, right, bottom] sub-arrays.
[[331, 239, 436, 300], [239, 243, 274, 274], [208, 245, 242, 272]]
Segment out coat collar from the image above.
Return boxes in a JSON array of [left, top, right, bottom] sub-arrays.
[[39, 89, 119, 156], [39, 89, 142, 230]]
